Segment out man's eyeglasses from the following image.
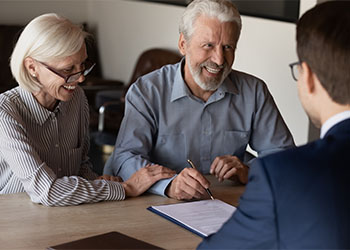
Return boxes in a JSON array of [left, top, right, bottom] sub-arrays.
[[37, 60, 96, 83], [289, 61, 302, 81]]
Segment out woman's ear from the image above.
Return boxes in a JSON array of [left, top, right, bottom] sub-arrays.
[[178, 33, 187, 56], [24, 57, 37, 77]]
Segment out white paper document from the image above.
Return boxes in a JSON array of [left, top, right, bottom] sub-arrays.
[[148, 199, 236, 237]]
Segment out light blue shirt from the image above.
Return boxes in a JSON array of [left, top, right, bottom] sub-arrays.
[[105, 59, 294, 196]]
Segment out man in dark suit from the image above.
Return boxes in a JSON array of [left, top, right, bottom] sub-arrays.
[[198, 1, 350, 249]]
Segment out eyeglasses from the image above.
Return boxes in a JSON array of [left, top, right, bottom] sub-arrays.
[[289, 61, 302, 81], [37, 60, 96, 83]]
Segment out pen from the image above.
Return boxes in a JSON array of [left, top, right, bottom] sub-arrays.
[[187, 159, 215, 200]]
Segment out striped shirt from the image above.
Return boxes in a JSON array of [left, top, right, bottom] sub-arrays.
[[0, 86, 125, 206]]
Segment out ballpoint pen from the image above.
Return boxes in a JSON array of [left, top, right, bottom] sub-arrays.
[[187, 159, 215, 200]]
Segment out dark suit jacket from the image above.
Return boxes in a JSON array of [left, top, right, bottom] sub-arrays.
[[198, 119, 350, 249]]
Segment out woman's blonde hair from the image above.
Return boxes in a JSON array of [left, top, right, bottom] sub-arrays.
[[10, 13, 88, 93]]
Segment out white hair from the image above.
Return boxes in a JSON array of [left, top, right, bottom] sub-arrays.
[[10, 13, 88, 93], [179, 0, 242, 41]]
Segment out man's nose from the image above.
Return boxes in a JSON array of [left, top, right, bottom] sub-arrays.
[[211, 47, 224, 66]]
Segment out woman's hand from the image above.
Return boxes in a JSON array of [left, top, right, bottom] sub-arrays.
[[122, 164, 176, 197], [96, 175, 123, 182]]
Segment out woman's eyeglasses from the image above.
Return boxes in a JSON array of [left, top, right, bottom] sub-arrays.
[[37, 60, 96, 83]]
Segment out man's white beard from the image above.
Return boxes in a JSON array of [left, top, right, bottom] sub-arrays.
[[186, 54, 231, 91]]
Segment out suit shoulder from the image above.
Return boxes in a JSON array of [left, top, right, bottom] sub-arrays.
[[260, 142, 317, 168], [257, 137, 350, 183]]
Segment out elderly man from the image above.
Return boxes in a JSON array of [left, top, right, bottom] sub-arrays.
[[105, 0, 294, 200], [198, 1, 350, 248]]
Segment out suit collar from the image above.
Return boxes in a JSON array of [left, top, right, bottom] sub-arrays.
[[321, 111, 350, 138], [324, 118, 350, 138]]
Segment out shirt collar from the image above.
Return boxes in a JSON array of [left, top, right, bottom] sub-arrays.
[[170, 58, 191, 102], [320, 110, 350, 138], [18, 87, 68, 126], [170, 57, 238, 102]]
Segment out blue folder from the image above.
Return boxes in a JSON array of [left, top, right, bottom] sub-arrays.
[[147, 206, 206, 238]]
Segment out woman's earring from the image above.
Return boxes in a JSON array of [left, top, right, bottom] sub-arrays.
[[32, 74, 36, 78]]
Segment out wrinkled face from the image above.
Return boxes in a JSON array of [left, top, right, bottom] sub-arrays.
[[32, 44, 88, 110], [180, 15, 238, 91]]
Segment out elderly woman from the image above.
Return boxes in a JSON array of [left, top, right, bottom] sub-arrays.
[[0, 13, 174, 206]]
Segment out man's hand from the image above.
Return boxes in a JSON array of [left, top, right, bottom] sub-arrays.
[[210, 155, 249, 184], [166, 168, 210, 200], [122, 164, 175, 197], [97, 175, 123, 182]]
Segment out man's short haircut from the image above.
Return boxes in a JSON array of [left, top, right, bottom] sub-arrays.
[[297, 1, 350, 105], [10, 13, 89, 93], [179, 0, 242, 42]]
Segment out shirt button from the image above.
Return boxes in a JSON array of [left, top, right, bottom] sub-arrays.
[[58, 168, 62, 172], [55, 144, 59, 148]]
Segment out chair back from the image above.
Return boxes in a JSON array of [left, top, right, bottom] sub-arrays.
[[124, 48, 182, 96], [0, 25, 23, 93]]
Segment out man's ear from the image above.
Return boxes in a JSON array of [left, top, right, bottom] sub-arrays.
[[300, 61, 315, 94], [24, 57, 37, 76], [178, 33, 187, 56]]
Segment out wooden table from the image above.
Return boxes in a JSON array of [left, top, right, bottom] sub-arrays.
[[0, 176, 245, 250]]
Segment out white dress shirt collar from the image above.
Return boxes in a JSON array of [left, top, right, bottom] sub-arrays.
[[320, 110, 350, 138]]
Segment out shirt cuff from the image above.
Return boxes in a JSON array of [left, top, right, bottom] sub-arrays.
[[148, 175, 177, 196], [106, 181, 126, 201]]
